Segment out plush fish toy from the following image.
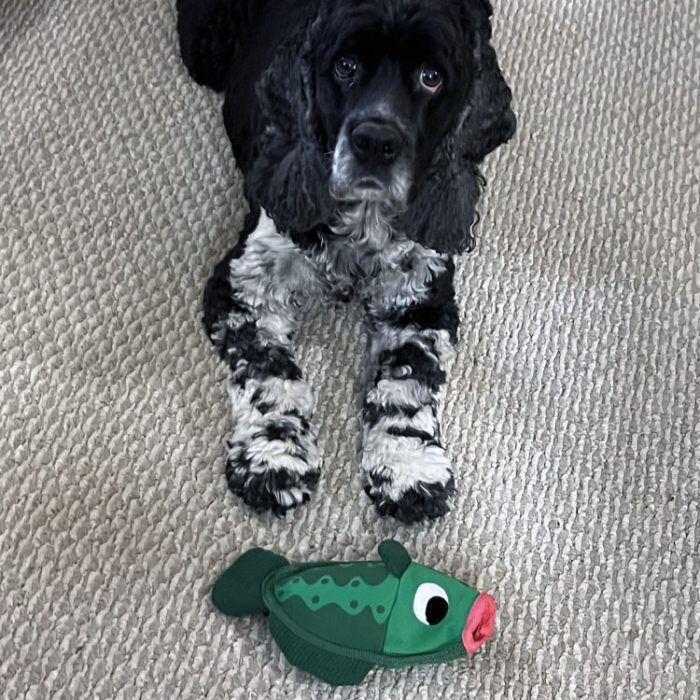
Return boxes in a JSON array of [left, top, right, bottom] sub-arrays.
[[212, 540, 496, 686]]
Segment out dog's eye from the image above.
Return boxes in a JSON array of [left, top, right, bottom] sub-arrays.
[[335, 56, 358, 80], [419, 67, 443, 94]]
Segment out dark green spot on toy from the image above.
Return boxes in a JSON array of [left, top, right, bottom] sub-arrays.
[[211, 540, 496, 686]]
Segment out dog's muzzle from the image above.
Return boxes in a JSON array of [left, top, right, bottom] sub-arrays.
[[330, 116, 412, 207]]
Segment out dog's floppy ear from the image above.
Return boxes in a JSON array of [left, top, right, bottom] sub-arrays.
[[245, 21, 335, 233], [461, 5, 517, 163], [399, 5, 516, 255]]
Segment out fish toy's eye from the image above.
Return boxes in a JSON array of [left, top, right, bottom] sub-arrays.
[[413, 583, 449, 625]]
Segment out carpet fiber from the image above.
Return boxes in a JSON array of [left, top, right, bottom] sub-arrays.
[[1, 1, 698, 698]]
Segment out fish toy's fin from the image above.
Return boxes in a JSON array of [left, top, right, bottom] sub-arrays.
[[378, 540, 411, 578], [212, 548, 288, 617], [268, 615, 373, 687]]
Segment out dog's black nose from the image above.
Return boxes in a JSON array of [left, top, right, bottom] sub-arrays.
[[350, 121, 403, 166]]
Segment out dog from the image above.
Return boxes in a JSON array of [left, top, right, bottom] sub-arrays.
[[177, 0, 515, 523]]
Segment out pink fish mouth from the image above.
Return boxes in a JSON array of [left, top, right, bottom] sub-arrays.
[[462, 593, 496, 655]]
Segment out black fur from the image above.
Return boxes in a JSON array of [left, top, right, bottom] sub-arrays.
[[363, 401, 424, 428], [378, 344, 447, 392], [365, 477, 456, 524], [226, 443, 319, 516], [202, 205, 260, 344], [384, 259, 460, 342], [177, 0, 515, 251]]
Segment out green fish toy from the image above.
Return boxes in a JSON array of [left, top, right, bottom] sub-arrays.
[[212, 540, 496, 686]]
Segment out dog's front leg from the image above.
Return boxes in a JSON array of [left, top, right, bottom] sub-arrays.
[[361, 254, 459, 524], [204, 212, 324, 515]]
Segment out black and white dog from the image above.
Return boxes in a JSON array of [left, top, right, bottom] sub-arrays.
[[177, 0, 515, 523]]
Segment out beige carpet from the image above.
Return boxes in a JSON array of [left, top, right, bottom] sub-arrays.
[[1, 0, 698, 697]]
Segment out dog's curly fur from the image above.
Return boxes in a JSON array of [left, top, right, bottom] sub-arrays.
[[177, 0, 515, 523]]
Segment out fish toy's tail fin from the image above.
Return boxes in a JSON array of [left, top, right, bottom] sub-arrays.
[[212, 548, 288, 617]]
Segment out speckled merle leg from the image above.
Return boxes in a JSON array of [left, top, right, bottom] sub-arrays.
[[203, 211, 325, 515], [361, 253, 459, 524]]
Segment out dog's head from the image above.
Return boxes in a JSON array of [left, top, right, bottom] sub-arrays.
[[250, 0, 515, 253]]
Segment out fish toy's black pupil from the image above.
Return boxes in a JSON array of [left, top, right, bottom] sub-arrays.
[[425, 597, 449, 625]]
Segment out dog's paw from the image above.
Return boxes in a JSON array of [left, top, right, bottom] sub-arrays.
[[225, 414, 320, 516], [364, 478, 454, 524], [226, 455, 320, 516], [361, 432, 455, 524]]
